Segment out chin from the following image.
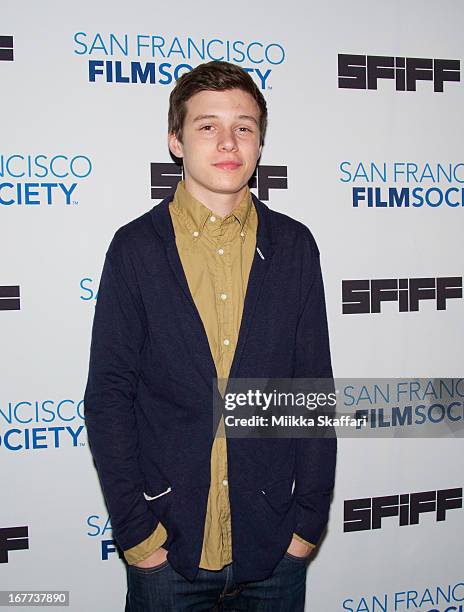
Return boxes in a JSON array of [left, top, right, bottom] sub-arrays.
[[212, 182, 246, 195], [212, 175, 248, 191]]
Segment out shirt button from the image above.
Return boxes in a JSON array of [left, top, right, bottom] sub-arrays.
[[193, 231, 199, 237], [222, 479, 228, 486], [220, 293, 227, 300], [210, 215, 216, 222], [223, 338, 230, 346], [218, 248, 224, 255], [240, 231, 245, 237]]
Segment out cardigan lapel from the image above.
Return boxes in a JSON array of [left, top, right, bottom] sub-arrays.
[[150, 192, 275, 385], [227, 194, 275, 382]]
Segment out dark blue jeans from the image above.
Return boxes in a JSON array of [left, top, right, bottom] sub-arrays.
[[125, 552, 308, 611]]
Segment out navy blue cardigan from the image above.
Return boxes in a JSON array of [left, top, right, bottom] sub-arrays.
[[83, 192, 337, 583]]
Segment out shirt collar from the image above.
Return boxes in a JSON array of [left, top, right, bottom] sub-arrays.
[[171, 180, 252, 240]]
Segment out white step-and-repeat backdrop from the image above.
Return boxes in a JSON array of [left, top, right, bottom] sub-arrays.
[[2, 1, 463, 610]]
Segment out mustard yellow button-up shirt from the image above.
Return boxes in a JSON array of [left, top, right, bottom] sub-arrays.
[[123, 180, 313, 568]]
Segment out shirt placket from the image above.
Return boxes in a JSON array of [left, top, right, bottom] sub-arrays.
[[205, 213, 236, 562]]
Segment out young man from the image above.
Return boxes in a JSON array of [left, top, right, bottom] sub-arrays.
[[84, 60, 337, 611]]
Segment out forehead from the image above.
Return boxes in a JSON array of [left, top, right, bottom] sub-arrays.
[[184, 88, 260, 121]]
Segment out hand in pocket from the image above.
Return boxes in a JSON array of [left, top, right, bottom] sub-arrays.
[[134, 546, 168, 569]]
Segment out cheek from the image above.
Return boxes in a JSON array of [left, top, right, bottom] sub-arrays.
[[242, 143, 261, 163], [188, 139, 214, 156], [182, 142, 212, 165]]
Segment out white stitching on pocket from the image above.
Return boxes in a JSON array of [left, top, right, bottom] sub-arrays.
[[143, 486, 172, 501]]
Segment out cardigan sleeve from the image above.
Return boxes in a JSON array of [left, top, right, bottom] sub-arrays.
[[292, 229, 337, 546], [123, 522, 168, 565], [83, 247, 160, 552]]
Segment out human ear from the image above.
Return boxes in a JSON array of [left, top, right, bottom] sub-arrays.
[[168, 132, 184, 159]]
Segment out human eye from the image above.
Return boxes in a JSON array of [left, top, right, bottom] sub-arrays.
[[200, 124, 214, 131], [237, 126, 253, 133]]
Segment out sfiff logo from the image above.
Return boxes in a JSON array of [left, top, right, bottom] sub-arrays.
[[338, 54, 460, 92], [150, 162, 288, 201], [344, 487, 462, 532], [342, 277, 463, 314], [0, 285, 20, 311], [0, 526, 28, 563], [0, 36, 14, 62]]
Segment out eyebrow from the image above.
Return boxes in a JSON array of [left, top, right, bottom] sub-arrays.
[[192, 114, 259, 126]]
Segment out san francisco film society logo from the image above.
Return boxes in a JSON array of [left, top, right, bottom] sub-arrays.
[[339, 161, 464, 209], [86, 514, 124, 561], [342, 580, 464, 612], [73, 32, 285, 89], [0, 399, 86, 451], [0, 154, 93, 206]]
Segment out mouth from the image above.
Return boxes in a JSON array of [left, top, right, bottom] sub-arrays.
[[213, 162, 242, 171]]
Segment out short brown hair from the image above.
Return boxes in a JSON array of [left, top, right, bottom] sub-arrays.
[[168, 60, 267, 146]]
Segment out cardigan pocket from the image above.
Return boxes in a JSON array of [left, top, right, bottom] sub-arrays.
[[143, 482, 174, 524], [260, 478, 295, 517]]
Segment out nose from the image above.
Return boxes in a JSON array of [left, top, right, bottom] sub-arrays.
[[217, 127, 238, 152]]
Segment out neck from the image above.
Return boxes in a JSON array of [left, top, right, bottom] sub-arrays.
[[183, 178, 248, 218]]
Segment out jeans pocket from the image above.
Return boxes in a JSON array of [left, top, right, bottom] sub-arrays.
[[131, 559, 170, 574], [283, 551, 309, 564]]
